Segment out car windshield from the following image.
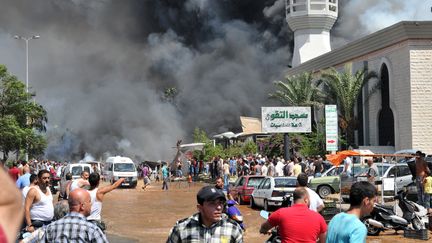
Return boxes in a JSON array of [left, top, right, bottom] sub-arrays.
[[247, 177, 264, 187], [70, 166, 90, 176], [274, 178, 297, 187], [71, 167, 82, 176], [114, 163, 136, 172]]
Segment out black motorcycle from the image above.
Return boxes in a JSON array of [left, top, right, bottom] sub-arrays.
[[362, 190, 426, 236]]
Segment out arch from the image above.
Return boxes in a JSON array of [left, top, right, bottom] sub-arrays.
[[378, 63, 395, 146]]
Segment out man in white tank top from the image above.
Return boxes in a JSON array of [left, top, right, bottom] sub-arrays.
[[69, 171, 90, 193], [24, 170, 54, 233], [87, 173, 124, 230]]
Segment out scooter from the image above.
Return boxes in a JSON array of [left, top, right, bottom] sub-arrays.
[[362, 190, 427, 236], [226, 200, 245, 230]]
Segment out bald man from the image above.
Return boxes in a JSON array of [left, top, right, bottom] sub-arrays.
[[43, 189, 108, 242]]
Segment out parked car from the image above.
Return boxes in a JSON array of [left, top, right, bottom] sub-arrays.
[[341, 163, 414, 202], [250, 176, 297, 211], [229, 175, 265, 204], [310, 164, 361, 198]]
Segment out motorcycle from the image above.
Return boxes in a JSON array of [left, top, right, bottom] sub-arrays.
[[226, 200, 245, 230], [362, 190, 427, 236], [259, 210, 281, 243]]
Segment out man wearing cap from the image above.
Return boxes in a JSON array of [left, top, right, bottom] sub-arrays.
[[167, 186, 243, 243]]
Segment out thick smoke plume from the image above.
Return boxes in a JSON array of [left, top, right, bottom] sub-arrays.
[[0, 0, 429, 161]]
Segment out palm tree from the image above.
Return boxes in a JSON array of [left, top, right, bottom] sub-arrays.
[[269, 71, 324, 129], [320, 64, 378, 147], [269, 71, 325, 158]]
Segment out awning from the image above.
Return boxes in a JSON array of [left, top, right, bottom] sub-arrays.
[[240, 116, 263, 135], [179, 143, 205, 153]]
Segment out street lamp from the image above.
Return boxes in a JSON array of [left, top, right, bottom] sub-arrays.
[[14, 35, 40, 93], [14, 35, 40, 162]]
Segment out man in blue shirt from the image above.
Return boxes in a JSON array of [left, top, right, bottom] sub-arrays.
[[326, 181, 378, 243], [16, 166, 31, 189]]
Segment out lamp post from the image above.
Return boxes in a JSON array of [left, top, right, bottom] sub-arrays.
[[14, 35, 40, 93], [14, 35, 40, 162]]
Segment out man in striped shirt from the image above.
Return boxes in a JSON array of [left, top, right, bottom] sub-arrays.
[[43, 188, 108, 242]]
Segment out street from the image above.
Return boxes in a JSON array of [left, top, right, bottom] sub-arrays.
[[102, 179, 432, 242]]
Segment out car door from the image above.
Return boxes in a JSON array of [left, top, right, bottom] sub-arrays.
[[261, 178, 273, 204], [256, 178, 270, 206], [396, 165, 413, 189], [232, 177, 244, 198], [253, 179, 264, 205]]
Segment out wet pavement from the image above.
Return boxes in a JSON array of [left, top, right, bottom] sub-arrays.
[[102, 180, 432, 242]]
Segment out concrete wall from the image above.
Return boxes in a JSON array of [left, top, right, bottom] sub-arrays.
[[410, 46, 432, 154], [364, 42, 412, 151]]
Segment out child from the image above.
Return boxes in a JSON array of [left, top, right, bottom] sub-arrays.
[[424, 172, 432, 213]]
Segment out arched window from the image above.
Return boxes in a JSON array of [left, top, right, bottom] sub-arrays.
[[378, 64, 395, 146]]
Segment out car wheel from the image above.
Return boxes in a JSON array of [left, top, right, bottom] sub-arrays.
[[250, 196, 257, 209], [318, 185, 332, 198], [238, 194, 244, 205]]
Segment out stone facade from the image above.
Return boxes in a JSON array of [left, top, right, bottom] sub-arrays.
[[286, 22, 432, 153], [410, 48, 432, 153]]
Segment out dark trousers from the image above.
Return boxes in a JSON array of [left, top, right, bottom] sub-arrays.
[[162, 176, 169, 190]]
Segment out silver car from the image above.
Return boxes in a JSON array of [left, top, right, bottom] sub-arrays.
[[250, 176, 297, 211]]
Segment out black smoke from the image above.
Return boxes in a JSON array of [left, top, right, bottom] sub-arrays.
[[0, 0, 427, 161]]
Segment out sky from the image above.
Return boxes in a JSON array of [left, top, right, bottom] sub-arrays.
[[0, 0, 430, 161]]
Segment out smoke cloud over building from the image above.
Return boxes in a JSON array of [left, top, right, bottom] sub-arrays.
[[0, 0, 429, 161]]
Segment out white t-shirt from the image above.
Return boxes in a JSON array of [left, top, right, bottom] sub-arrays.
[[275, 162, 285, 176], [344, 157, 352, 175], [306, 187, 324, 212]]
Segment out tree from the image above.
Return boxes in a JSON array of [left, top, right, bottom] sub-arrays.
[[0, 65, 48, 160], [242, 141, 257, 155], [269, 71, 324, 129], [320, 64, 378, 147]]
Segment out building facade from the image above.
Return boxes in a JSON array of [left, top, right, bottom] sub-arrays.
[[286, 22, 432, 153]]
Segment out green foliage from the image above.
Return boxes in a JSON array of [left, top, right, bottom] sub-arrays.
[[193, 127, 210, 143], [243, 141, 257, 155], [204, 144, 225, 162], [258, 134, 284, 158], [225, 145, 243, 158], [321, 64, 378, 146], [298, 131, 326, 157], [162, 87, 178, 104], [269, 71, 324, 107], [0, 65, 48, 160]]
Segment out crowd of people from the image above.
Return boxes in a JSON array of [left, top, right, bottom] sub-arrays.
[[0, 150, 430, 242], [165, 170, 379, 243], [0, 159, 119, 242]]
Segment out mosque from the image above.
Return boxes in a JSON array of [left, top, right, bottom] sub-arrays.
[[284, 0, 432, 154]]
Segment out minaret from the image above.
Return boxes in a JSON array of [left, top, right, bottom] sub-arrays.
[[286, 0, 338, 67]]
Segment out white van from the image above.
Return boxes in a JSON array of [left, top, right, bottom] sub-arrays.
[[62, 163, 93, 180], [104, 156, 138, 188]]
